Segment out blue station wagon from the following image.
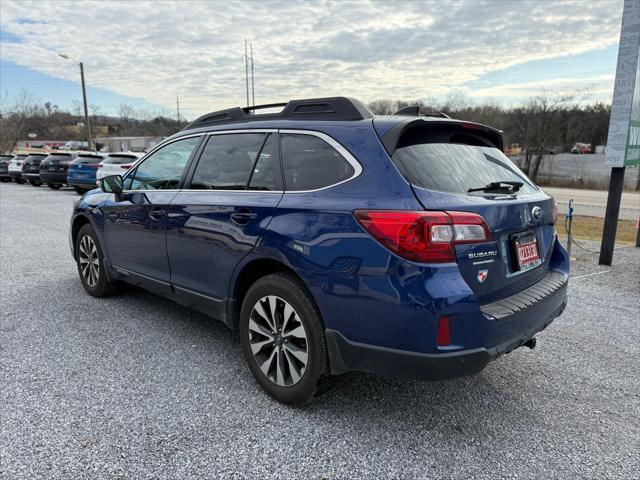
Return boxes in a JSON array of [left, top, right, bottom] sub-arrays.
[[70, 97, 568, 404]]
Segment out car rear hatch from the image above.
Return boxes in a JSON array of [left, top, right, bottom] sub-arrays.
[[44, 153, 74, 172], [69, 154, 103, 177], [23, 155, 47, 173], [102, 154, 138, 172], [380, 119, 556, 304]]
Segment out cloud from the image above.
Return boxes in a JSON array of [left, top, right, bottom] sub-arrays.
[[0, 0, 623, 116]]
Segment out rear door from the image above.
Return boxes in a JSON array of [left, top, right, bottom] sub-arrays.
[[389, 124, 555, 303], [166, 131, 283, 307], [101, 136, 202, 285]]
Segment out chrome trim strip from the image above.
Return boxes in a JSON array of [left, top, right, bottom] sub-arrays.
[[120, 128, 362, 195]]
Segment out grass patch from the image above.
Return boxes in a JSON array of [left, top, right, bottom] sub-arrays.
[[557, 215, 638, 244]]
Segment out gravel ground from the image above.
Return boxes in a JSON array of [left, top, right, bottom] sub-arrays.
[[1, 182, 639, 479]]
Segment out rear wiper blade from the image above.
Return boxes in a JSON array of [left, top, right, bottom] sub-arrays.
[[467, 181, 523, 193]]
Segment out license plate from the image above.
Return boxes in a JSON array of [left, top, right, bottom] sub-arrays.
[[48, 166, 56, 171], [76, 173, 87, 179], [514, 235, 541, 271]]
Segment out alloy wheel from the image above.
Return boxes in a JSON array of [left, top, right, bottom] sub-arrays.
[[78, 235, 100, 288], [248, 295, 309, 387]]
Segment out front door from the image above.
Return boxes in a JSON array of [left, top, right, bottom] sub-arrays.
[[101, 136, 202, 284]]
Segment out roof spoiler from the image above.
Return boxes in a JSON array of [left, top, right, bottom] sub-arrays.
[[381, 118, 504, 156], [393, 105, 451, 119]]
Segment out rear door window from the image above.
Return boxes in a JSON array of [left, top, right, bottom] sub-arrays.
[[190, 133, 270, 190], [280, 134, 355, 191]]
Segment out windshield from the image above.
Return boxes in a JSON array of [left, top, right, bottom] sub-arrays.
[[392, 143, 537, 195]]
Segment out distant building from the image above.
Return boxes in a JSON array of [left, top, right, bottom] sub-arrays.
[[95, 136, 164, 153]]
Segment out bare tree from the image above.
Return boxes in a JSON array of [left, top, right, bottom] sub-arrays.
[[0, 90, 37, 153]]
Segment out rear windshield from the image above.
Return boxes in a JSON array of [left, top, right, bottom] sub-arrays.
[[0, 155, 13, 160], [103, 155, 137, 164], [392, 143, 537, 195], [47, 154, 74, 162], [25, 155, 46, 163], [74, 155, 103, 164]]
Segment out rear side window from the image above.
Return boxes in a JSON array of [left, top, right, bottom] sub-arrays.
[[190, 133, 268, 190], [391, 126, 536, 195], [281, 134, 355, 191]]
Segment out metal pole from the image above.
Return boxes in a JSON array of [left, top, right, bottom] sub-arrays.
[[244, 39, 249, 108], [635, 216, 640, 247], [599, 167, 626, 265], [250, 42, 255, 106], [566, 199, 574, 259], [176, 96, 181, 129], [79, 62, 93, 151]]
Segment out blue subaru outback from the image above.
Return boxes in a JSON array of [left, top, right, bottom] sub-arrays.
[[70, 97, 568, 404]]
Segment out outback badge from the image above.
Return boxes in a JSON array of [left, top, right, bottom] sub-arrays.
[[477, 269, 489, 283]]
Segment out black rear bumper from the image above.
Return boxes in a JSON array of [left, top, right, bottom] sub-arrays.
[[326, 271, 568, 381], [40, 172, 67, 184], [22, 173, 41, 182]]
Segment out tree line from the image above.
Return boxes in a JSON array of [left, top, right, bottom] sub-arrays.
[[1, 89, 611, 183]]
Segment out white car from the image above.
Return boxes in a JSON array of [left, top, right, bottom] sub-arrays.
[[8, 154, 28, 183], [96, 153, 141, 184]]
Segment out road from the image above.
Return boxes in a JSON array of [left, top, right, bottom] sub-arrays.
[[1, 182, 639, 479], [543, 186, 640, 220]]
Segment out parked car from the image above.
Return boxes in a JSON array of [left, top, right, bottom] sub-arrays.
[[21, 153, 48, 186], [40, 152, 77, 189], [0, 154, 13, 182], [70, 97, 569, 405], [571, 142, 592, 154], [95, 153, 141, 183], [8, 154, 28, 183], [67, 153, 105, 194]]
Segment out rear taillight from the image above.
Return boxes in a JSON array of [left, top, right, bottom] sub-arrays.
[[354, 210, 491, 263], [121, 164, 133, 169], [88, 164, 100, 169]]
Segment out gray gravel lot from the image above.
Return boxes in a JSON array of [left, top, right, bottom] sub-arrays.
[[1, 182, 639, 479]]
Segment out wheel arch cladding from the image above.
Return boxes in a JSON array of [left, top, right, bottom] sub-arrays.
[[71, 215, 91, 255], [229, 258, 324, 331]]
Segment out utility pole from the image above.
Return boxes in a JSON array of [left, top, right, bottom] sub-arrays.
[[244, 39, 250, 108], [176, 96, 181, 129], [250, 42, 255, 106], [79, 62, 93, 151], [59, 54, 93, 151]]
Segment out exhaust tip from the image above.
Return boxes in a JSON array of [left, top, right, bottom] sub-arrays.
[[523, 337, 537, 350]]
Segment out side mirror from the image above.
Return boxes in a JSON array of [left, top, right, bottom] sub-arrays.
[[100, 174, 123, 194]]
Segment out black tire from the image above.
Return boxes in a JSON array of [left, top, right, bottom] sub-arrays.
[[29, 180, 42, 187], [16, 178, 25, 184], [75, 224, 119, 297], [239, 272, 330, 405], [72, 186, 84, 194], [48, 183, 61, 190], [0, 178, 9, 182]]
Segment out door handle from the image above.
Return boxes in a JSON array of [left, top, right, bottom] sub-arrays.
[[149, 208, 166, 220], [230, 210, 258, 225]]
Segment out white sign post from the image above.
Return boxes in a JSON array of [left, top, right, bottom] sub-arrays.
[[601, 0, 640, 264]]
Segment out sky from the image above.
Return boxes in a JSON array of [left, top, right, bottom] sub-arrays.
[[0, 0, 624, 120]]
